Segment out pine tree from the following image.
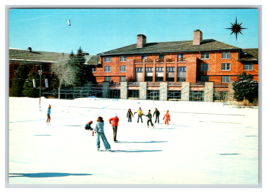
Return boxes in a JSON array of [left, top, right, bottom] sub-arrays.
[[232, 72, 258, 103], [10, 65, 30, 96], [22, 68, 39, 97]]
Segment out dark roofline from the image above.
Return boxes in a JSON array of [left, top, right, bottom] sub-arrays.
[[98, 48, 241, 56]]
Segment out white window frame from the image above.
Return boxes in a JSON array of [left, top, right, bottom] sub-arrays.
[[120, 76, 126, 82], [120, 56, 127, 62], [104, 76, 111, 81], [120, 65, 126, 72], [201, 63, 209, 71], [145, 67, 153, 72], [135, 67, 143, 72], [167, 67, 174, 72], [244, 63, 253, 71], [222, 76, 230, 83], [156, 67, 163, 72], [201, 52, 210, 59], [141, 55, 147, 60], [221, 63, 231, 71], [178, 67, 186, 72], [222, 52, 231, 59], [104, 66, 111, 72], [105, 56, 111, 62]]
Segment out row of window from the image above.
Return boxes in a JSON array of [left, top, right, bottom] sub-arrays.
[[200, 76, 230, 82], [201, 63, 254, 71], [94, 63, 253, 73], [104, 52, 233, 63], [105, 76, 126, 82]]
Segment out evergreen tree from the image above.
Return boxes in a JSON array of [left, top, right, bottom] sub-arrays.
[[10, 65, 30, 96], [22, 68, 39, 97], [232, 72, 258, 103], [67, 47, 87, 86]]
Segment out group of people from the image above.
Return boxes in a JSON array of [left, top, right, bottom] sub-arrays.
[[85, 108, 171, 152], [127, 107, 171, 127]]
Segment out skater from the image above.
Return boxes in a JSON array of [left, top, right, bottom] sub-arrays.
[[94, 117, 111, 151], [109, 114, 119, 142], [153, 108, 160, 124], [134, 107, 144, 123], [85, 121, 93, 130], [46, 104, 51, 125], [126, 109, 134, 122], [144, 110, 155, 128], [163, 110, 171, 126]]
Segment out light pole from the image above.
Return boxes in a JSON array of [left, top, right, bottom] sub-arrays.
[[38, 64, 42, 111]]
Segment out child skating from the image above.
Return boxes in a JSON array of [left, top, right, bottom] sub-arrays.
[[46, 104, 51, 125], [163, 110, 171, 126], [85, 121, 93, 130], [144, 110, 155, 128]]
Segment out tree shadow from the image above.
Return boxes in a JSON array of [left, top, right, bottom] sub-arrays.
[[100, 149, 162, 153], [9, 172, 92, 178], [116, 141, 167, 143]]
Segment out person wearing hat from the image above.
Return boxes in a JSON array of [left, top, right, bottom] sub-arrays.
[[144, 110, 155, 128], [109, 114, 120, 142], [46, 104, 51, 125], [85, 120, 93, 130], [134, 107, 144, 123], [163, 110, 171, 126]]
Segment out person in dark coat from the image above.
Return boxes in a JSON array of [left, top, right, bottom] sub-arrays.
[[126, 109, 134, 122], [153, 108, 160, 124], [85, 121, 93, 130], [144, 110, 155, 128]]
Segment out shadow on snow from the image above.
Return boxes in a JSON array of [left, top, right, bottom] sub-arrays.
[[100, 149, 162, 153], [116, 141, 167, 143], [9, 172, 92, 178]]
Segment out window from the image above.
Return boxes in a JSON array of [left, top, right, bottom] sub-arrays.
[[189, 91, 204, 101], [105, 56, 111, 62], [178, 67, 186, 72], [128, 90, 139, 98], [91, 67, 96, 73], [178, 53, 184, 62], [120, 76, 126, 82], [145, 67, 153, 72], [168, 91, 181, 100], [159, 54, 165, 59], [201, 52, 210, 59], [221, 63, 231, 71], [222, 52, 231, 59], [135, 67, 143, 72], [120, 65, 126, 72], [201, 76, 209, 82], [244, 63, 253, 71], [167, 67, 174, 72], [104, 77, 111, 81], [120, 56, 127, 62], [222, 76, 230, 83], [201, 63, 209, 71], [104, 66, 111, 72], [141, 55, 147, 60], [156, 67, 163, 72], [147, 90, 159, 100]]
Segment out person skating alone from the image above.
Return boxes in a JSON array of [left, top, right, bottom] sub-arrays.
[[94, 117, 111, 152], [126, 109, 134, 122], [46, 104, 51, 125], [153, 108, 160, 124], [163, 110, 171, 126], [85, 121, 93, 130], [134, 107, 144, 123], [144, 110, 155, 128], [109, 114, 119, 142]]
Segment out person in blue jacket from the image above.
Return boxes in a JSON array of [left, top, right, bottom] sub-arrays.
[[94, 116, 111, 152], [46, 104, 51, 125]]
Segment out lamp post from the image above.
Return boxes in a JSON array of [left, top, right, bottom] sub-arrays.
[[38, 64, 42, 111]]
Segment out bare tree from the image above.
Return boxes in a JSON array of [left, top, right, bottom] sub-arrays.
[[50, 57, 77, 99]]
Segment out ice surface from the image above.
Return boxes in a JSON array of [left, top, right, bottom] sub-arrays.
[[9, 97, 258, 184]]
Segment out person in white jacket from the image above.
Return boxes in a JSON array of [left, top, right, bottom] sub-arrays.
[[94, 116, 111, 152]]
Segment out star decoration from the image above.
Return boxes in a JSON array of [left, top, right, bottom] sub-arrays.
[[226, 17, 247, 40]]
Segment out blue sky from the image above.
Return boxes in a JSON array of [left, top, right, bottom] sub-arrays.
[[9, 8, 258, 55]]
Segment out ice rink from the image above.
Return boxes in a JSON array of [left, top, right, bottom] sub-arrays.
[[8, 97, 259, 185]]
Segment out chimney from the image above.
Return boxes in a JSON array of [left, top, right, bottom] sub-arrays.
[[193, 29, 202, 45], [137, 33, 146, 48]]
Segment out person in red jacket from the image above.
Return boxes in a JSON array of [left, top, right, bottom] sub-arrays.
[[109, 114, 119, 142], [163, 110, 171, 126]]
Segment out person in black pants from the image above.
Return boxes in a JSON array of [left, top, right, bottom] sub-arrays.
[[126, 109, 134, 122], [144, 110, 155, 128], [153, 108, 160, 124]]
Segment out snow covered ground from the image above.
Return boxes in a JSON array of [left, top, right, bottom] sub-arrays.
[[8, 97, 259, 185]]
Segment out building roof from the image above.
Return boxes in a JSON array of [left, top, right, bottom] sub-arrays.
[[9, 48, 70, 63], [85, 55, 101, 65], [99, 39, 240, 56], [239, 48, 258, 61]]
